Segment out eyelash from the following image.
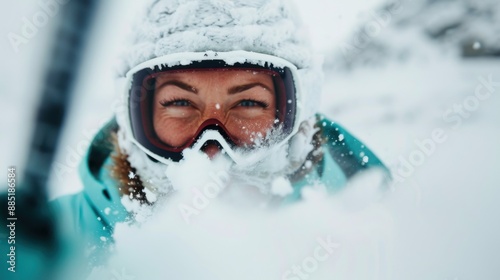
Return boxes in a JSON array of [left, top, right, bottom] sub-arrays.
[[159, 99, 269, 108], [238, 99, 269, 108], [159, 98, 191, 107]]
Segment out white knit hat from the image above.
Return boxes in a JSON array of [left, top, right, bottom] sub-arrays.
[[118, 0, 313, 74]]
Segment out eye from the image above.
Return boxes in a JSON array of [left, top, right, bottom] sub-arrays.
[[238, 99, 269, 108], [160, 99, 191, 107]]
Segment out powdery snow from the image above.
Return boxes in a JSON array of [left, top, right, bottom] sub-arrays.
[[88, 174, 394, 280], [1, 0, 499, 279]]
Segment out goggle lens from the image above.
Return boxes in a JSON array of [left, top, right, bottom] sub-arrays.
[[129, 61, 297, 161]]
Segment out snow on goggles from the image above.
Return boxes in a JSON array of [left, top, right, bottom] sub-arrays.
[[124, 51, 302, 163]]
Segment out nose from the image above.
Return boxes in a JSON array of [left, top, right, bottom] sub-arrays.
[[204, 102, 225, 120], [199, 103, 228, 135], [201, 141, 222, 159]]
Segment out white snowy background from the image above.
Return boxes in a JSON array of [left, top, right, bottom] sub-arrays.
[[1, 0, 500, 279]]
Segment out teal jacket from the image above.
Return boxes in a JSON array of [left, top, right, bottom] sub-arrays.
[[51, 114, 389, 263]]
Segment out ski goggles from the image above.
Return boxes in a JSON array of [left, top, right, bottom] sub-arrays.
[[123, 51, 303, 164]]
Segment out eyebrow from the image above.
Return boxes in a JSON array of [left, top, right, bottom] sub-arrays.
[[156, 80, 198, 94], [228, 83, 273, 95]]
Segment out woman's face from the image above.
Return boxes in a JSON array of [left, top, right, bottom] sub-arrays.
[[153, 69, 277, 153]]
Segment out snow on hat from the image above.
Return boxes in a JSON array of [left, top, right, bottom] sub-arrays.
[[118, 0, 314, 76]]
